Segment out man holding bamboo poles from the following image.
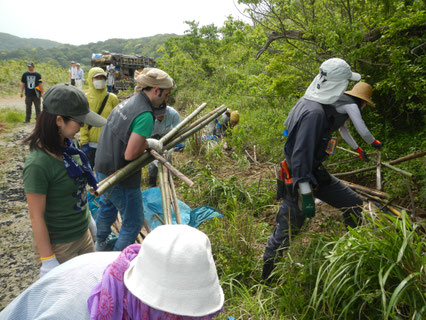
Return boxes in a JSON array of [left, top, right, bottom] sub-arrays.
[[94, 68, 176, 251]]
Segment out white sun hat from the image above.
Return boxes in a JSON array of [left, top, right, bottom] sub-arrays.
[[123, 224, 224, 317], [304, 58, 361, 104]]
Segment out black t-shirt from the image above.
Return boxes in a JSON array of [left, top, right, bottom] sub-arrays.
[[21, 72, 42, 97]]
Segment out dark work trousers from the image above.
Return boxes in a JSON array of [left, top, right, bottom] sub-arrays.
[[85, 147, 97, 169], [25, 96, 41, 122], [263, 174, 363, 262], [148, 161, 158, 187]]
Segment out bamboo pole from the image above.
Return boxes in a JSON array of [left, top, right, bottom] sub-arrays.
[[168, 172, 182, 224], [381, 162, 413, 178], [149, 150, 194, 187], [376, 150, 382, 190], [92, 105, 226, 197], [164, 106, 228, 150], [388, 151, 426, 165], [176, 105, 226, 137], [157, 162, 169, 224], [336, 146, 376, 158], [154, 213, 165, 224], [162, 165, 173, 224], [340, 179, 390, 198], [160, 102, 208, 145]]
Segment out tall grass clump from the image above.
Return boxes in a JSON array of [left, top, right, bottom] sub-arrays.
[[307, 211, 425, 319], [0, 108, 25, 124]]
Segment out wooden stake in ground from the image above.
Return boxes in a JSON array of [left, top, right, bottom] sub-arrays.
[[376, 150, 382, 191]]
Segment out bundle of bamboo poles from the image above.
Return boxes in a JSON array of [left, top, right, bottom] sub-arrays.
[[90, 102, 228, 214]]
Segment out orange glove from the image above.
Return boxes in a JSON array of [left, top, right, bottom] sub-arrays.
[[356, 147, 369, 162]]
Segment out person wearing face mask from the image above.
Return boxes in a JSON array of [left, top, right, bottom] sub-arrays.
[[79, 68, 119, 168], [94, 68, 176, 251]]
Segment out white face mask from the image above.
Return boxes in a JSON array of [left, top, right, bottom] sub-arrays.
[[93, 79, 106, 89]]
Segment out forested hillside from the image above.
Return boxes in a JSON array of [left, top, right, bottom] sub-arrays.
[[0, 33, 177, 67]]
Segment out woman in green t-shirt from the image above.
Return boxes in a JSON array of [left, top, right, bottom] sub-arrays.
[[22, 84, 106, 278]]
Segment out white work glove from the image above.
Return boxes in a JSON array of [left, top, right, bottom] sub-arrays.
[[88, 216, 97, 240], [147, 138, 163, 153], [40, 255, 60, 278]]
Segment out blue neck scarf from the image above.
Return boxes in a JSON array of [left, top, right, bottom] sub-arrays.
[[62, 138, 98, 190]]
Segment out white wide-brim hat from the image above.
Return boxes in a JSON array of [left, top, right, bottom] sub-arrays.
[[304, 58, 361, 104], [123, 224, 224, 317]]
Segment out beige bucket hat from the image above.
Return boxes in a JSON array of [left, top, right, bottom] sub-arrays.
[[123, 224, 224, 317], [134, 67, 176, 89], [345, 81, 375, 106]]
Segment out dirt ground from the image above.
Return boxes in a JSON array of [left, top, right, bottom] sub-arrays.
[[0, 111, 38, 311]]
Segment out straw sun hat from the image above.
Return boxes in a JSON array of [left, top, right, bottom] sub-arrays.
[[123, 224, 224, 317], [345, 82, 375, 107]]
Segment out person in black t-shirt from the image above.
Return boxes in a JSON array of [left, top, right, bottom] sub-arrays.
[[20, 61, 43, 123]]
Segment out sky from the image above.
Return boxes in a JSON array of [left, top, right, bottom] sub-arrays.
[[0, 0, 251, 46]]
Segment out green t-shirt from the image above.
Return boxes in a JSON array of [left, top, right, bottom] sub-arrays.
[[129, 112, 154, 137], [23, 148, 89, 244]]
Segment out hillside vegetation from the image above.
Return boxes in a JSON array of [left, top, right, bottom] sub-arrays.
[[0, 0, 425, 319], [0, 33, 178, 68], [0, 32, 61, 51]]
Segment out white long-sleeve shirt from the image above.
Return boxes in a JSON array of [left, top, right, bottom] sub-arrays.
[[336, 103, 375, 149]]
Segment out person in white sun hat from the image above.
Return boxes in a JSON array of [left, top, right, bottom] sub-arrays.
[[262, 58, 373, 282], [0, 225, 224, 320]]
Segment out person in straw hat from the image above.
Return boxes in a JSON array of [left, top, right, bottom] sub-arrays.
[[332, 81, 382, 161], [94, 68, 176, 252], [262, 58, 381, 282], [0, 225, 224, 320]]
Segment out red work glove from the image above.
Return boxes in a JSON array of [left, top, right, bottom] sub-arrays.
[[371, 139, 383, 150], [356, 147, 369, 162]]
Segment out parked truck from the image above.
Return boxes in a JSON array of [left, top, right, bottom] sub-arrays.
[[90, 51, 156, 91]]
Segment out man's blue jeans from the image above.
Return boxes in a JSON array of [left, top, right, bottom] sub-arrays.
[[95, 172, 144, 251]]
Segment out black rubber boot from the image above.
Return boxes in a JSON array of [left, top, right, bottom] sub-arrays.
[[261, 258, 275, 283]]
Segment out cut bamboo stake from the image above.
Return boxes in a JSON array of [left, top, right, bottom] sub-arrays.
[[376, 150, 382, 191], [168, 172, 182, 224], [157, 162, 169, 224], [162, 165, 173, 224], [150, 149, 194, 187], [340, 179, 390, 198], [253, 145, 257, 163]]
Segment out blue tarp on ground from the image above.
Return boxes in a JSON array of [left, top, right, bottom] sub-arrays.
[[88, 187, 223, 231]]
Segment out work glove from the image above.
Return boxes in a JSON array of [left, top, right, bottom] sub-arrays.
[[301, 193, 315, 218], [40, 255, 60, 278], [174, 143, 185, 152], [81, 144, 91, 154], [355, 147, 369, 162], [147, 138, 163, 153], [371, 139, 383, 150]]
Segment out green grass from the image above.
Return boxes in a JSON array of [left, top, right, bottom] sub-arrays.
[[0, 108, 25, 124]]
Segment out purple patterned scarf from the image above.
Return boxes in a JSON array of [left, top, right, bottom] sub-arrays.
[[88, 244, 222, 320]]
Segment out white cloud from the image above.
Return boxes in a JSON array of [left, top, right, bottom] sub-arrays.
[[0, 0, 250, 45]]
